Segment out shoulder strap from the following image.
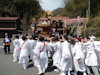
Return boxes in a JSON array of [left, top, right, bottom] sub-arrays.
[[19, 41, 26, 50], [40, 42, 45, 52]]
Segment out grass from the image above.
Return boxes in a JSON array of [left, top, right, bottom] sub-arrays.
[[96, 37, 100, 41], [86, 27, 92, 30]]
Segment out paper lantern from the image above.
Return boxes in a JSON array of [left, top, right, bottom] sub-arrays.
[[32, 27, 35, 31]]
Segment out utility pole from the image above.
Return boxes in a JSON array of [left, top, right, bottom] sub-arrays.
[[88, 0, 90, 19]]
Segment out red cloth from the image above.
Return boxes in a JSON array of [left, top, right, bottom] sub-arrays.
[[40, 42, 45, 52], [76, 37, 81, 41], [19, 41, 26, 50]]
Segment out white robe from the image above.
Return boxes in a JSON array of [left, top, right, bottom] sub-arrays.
[[13, 39, 20, 57], [47, 42, 54, 57], [19, 40, 29, 64], [18, 38, 23, 54], [18, 39, 23, 45], [60, 41, 73, 71], [50, 41, 62, 68], [93, 41, 100, 57], [83, 41, 98, 66], [89, 36, 96, 41], [34, 41, 51, 68], [28, 39, 37, 60], [72, 42, 86, 72]]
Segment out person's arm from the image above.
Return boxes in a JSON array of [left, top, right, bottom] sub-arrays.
[[3, 38, 5, 46], [81, 39, 90, 46], [12, 40, 15, 47], [34, 43, 40, 58], [49, 42, 57, 47], [81, 39, 84, 45], [83, 42, 90, 46], [75, 45, 81, 63]]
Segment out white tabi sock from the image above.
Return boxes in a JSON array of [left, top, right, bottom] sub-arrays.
[[37, 65, 42, 74], [60, 71, 66, 75], [68, 71, 71, 75], [13, 56, 17, 61], [23, 63, 27, 70], [83, 72, 87, 75], [43, 68, 46, 73], [71, 71, 77, 75]]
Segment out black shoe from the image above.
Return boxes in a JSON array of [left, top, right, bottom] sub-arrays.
[[39, 73, 43, 75]]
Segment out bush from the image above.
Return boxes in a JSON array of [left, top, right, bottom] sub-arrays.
[[96, 29, 100, 37]]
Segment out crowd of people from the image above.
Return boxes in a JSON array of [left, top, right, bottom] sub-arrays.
[[3, 33, 100, 75]]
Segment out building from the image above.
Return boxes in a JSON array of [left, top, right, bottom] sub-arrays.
[[0, 17, 22, 38]]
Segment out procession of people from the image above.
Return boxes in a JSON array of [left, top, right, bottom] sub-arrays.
[[3, 33, 100, 75]]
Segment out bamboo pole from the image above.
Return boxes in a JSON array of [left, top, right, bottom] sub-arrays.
[[63, 21, 65, 36], [84, 22, 86, 37], [84, 20, 88, 37]]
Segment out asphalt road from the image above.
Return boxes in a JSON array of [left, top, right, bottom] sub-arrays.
[[0, 41, 100, 75]]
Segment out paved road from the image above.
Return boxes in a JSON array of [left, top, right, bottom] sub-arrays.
[[0, 41, 100, 75]]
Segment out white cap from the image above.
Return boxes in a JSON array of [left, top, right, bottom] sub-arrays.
[[5, 33, 8, 36]]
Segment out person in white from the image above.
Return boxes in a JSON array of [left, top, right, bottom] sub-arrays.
[[89, 34, 96, 41], [19, 36, 30, 70], [60, 36, 72, 75], [71, 38, 87, 75], [28, 35, 37, 61], [92, 41, 100, 59], [49, 36, 62, 72], [18, 35, 23, 45], [34, 36, 51, 75], [81, 37, 100, 75], [12, 36, 20, 62]]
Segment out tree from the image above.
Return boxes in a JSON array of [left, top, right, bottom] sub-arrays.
[[60, 0, 100, 18]]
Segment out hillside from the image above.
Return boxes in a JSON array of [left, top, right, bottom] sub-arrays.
[[52, 8, 64, 16], [82, 17, 100, 40]]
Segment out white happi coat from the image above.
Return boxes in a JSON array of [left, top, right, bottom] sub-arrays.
[[72, 42, 86, 72], [50, 41, 62, 68], [89, 36, 96, 41], [47, 42, 54, 57], [34, 41, 51, 68], [92, 41, 100, 57], [83, 41, 98, 66], [18, 39, 23, 45], [28, 39, 37, 60], [13, 39, 20, 57], [19, 40, 30, 64], [60, 41, 72, 71]]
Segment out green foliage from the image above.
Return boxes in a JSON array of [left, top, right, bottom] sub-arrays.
[[0, 0, 42, 24], [56, 14, 61, 17], [86, 27, 92, 30], [96, 29, 100, 37], [55, 0, 100, 18]]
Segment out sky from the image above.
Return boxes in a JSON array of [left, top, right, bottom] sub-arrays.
[[39, 0, 64, 11]]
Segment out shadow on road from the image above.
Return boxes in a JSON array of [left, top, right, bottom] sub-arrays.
[[46, 59, 56, 73]]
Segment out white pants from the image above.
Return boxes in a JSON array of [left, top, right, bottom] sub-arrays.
[[37, 65, 46, 74], [22, 62, 28, 70], [30, 51, 34, 60]]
